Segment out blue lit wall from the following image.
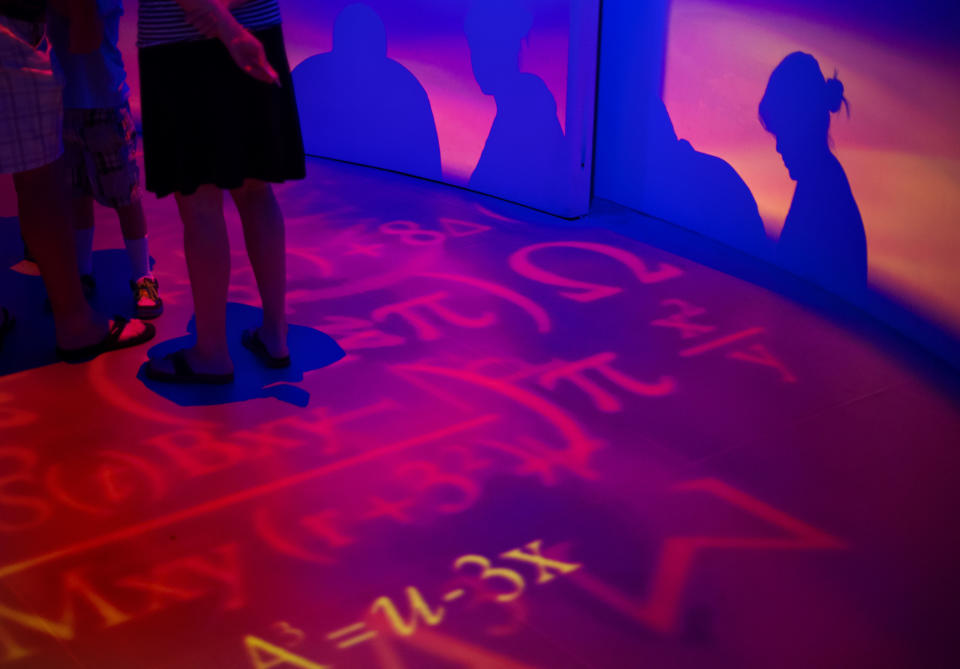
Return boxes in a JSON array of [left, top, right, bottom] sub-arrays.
[[28, 0, 955, 366], [283, 0, 600, 218], [595, 0, 960, 366]]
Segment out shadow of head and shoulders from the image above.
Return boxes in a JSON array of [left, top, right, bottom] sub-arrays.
[[292, 3, 441, 179], [759, 51, 867, 294], [464, 0, 565, 203], [626, 96, 771, 257]]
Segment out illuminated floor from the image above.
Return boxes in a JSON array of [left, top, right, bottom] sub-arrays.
[[1, 159, 958, 669]]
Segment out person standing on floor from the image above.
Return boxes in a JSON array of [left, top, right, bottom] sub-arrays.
[[46, 0, 164, 320], [1, 0, 155, 360], [139, 0, 305, 384]]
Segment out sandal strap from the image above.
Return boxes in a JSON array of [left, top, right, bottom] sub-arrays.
[[108, 316, 130, 341], [133, 278, 160, 301]]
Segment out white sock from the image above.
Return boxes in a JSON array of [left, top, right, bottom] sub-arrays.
[[125, 236, 152, 280], [75, 227, 94, 276]]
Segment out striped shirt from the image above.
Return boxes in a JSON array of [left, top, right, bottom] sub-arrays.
[[137, 0, 281, 48]]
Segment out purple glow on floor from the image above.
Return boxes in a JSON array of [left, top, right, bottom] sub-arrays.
[[0, 158, 958, 668]]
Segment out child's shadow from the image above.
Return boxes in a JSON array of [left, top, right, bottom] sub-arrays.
[[137, 302, 345, 407]]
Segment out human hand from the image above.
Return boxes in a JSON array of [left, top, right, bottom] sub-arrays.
[[179, 0, 279, 84], [224, 29, 280, 85]]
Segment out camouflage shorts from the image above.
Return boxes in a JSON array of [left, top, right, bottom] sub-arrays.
[[63, 103, 142, 208]]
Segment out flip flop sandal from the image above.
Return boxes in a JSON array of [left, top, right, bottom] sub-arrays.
[[144, 350, 235, 385], [56, 316, 156, 363], [0, 307, 14, 349], [242, 328, 291, 368]]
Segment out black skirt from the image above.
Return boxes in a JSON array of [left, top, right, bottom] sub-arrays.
[[138, 25, 306, 197]]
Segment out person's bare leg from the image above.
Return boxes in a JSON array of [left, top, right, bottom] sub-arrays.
[[71, 194, 95, 230], [117, 200, 159, 306], [167, 185, 233, 374], [116, 200, 147, 242], [14, 159, 110, 349], [230, 179, 288, 358], [71, 194, 95, 277]]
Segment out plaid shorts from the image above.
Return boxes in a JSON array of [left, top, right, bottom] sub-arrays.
[[63, 104, 142, 208], [0, 17, 63, 175]]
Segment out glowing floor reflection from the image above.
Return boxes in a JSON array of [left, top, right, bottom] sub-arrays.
[[0, 158, 957, 668]]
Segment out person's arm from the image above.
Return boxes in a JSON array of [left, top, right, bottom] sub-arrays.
[[48, 0, 103, 54], [172, 0, 279, 85]]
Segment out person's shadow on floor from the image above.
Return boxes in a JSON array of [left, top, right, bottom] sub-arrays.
[[137, 302, 345, 407], [0, 245, 150, 376]]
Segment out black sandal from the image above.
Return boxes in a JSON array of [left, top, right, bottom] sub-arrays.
[[56, 316, 155, 363], [144, 350, 235, 385], [0, 307, 14, 350], [242, 328, 291, 368]]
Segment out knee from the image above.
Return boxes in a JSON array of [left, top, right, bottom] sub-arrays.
[[230, 179, 274, 207], [175, 185, 223, 226]]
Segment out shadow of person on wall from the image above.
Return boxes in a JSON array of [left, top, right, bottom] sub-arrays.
[[593, 0, 769, 257], [137, 302, 345, 407], [632, 98, 771, 258], [291, 3, 442, 181], [760, 52, 867, 297], [465, 0, 566, 211]]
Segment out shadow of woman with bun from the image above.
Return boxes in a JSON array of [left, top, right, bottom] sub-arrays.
[[760, 52, 867, 297]]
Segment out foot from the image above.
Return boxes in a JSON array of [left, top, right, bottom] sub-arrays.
[[132, 276, 163, 320], [56, 315, 155, 361], [145, 345, 233, 378], [144, 348, 235, 385], [56, 313, 151, 352], [253, 324, 289, 360], [242, 327, 291, 368]]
